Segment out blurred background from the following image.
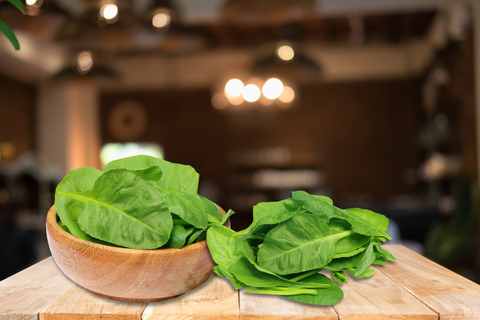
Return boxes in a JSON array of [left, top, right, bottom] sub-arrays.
[[1, 0, 480, 283]]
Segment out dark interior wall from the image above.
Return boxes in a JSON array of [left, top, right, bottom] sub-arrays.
[[100, 78, 421, 202], [0, 73, 36, 161]]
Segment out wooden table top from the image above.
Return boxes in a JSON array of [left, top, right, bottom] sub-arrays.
[[1, 245, 480, 320]]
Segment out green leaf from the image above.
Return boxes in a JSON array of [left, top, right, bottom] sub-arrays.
[[160, 189, 208, 230], [283, 273, 344, 305], [59, 169, 173, 249], [104, 155, 200, 194], [245, 198, 304, 240], [200, 195, 222, 222], [131, 166, 162, 182], [246, 287, 318, 296], [292, 191, 391, 239], [220, 209, 235, 225], [206, 224, 257, 268], [257, 212, 355, 275], [7, 0, 25, 13], [214, 265, 249, 289], [374, 243, 397, 261], [55, 167, 103, 242], [227, 257, 329, 289], [346, 267, 375, 279], [354, 243, 376, 276], [186, 229, 206, 245], [333, 245, 366, 259], [0, 19, 20, 51], [163, 224, 187, 248], [332, 271, 349, 285]]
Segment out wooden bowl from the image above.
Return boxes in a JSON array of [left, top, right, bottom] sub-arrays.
[[46, 205, 229, 303]]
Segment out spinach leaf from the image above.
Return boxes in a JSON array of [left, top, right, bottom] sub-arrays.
[[284, 273, 344, 306], [227, 257, 329, 289], [58, 169, 173, 249], [241, 198, 304, 241], [104, 155, 200, 194], [200, 195, 223, 222], [292, 191, 391, 239], [206, 224, 256, 268], [257, 212, 355, 275], [345, 267, 375, 279], [131, 166, 162, 182], [160, 189, 208, 230], [354, 242, 377, 276], [54, 167, 103, 241], [163, 224, 187, 248], [214, 265, 249, 290]]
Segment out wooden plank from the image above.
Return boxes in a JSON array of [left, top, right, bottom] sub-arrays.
[[0, 257, 75, 320], [239, 288, 338, 320], [40, 285, 147, 320], [377, 245, 480, 320], [331, 266, 438, 320], [142, 275, 239, 320]]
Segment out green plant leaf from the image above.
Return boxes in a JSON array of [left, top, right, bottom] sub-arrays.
[[104, 155, 200, 194], [292, 191, 391, 239], [54, 167, 103, 241], [206, 224, 256, 268], [284, 273, 344, 305], [200, 195, 222, 221], [131, 166, 162, 182], [58, 169, 173, 249], [332, 271, 349, 285], [160, 189, 208, 229], [214, 265, 249, 290], [163, 224, 187, 248], [7, 0, 25, 13], [257, 212, 355, 275], [244, 198, 304, 240], [227, 257, 329, 289], [0, 19, 20, 51], [346, 267, 375, 279], [186, 228, 206, 245], [354, 242, 376, 276]]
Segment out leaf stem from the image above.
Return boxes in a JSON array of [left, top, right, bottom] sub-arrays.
[[246, 287, 318, 296]]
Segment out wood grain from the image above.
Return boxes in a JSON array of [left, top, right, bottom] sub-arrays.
[[331, 265, 438, 320], [377, 245, 480, 320], [239, 288, 338, 320], [142, 275, 239, 320], [40, 285, 147, 320], [0, 257, 75, 320]]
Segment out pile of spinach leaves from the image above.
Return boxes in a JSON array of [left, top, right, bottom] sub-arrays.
[[54, 155, 233, 249], [206, 191, 396, 305]]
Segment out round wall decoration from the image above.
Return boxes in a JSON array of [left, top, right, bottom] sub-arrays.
[[108, 100, 148, 141]]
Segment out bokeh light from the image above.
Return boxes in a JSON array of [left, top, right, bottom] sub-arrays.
[[262, 78, 284, 99], [153, 13, 170, 28], [243, 84, 261, 102], [77, 51, 93, 74], [277, 45, 294, 61], [212, 92, 229, 109], [225, 79, 244, 97], [278, 86, 295, 103], [100, 4, 118, 20]]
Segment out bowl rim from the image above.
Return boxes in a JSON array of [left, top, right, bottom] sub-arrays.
[[47, 204, 229, 254]]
